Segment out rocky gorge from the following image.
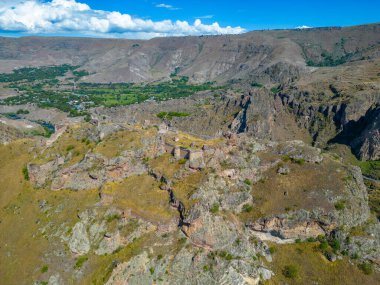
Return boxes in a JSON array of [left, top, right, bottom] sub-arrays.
[[0, 23, 379, 285]]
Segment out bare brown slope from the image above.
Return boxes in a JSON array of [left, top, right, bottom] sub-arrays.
[[0, 23, 379, 84]]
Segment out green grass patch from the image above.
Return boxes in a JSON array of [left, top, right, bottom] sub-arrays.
[[269, 246, 276, 254], [359, 160, 380, 180], [282, 264, 298, 278], [271, 86, 281, 94], [156, 112, 190, 120], [40, 265, 48, 273], [293, 158, 305, 165], [306, 52, 351, 67], [66, 145, 75, 152], [106, 213, 121, 223], [358, 262, 374, 275], [0, 65, 76, 83], [282, 155, 305, 165], [210, 203, 219, 214], [22, 165, 29, 181], [334, 200, 346, 211], [0, 70, 219, 116], [16, 109, 30, 115], [74, 256, 88, 269], [251, 82, 263, 88], [241, 203, 253, 213]]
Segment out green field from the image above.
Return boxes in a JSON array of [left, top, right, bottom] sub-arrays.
[[0, 65, 220, 117]]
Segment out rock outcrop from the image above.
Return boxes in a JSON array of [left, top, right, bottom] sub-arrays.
[[69, 222, 91, 255], [28, 151, 147, 190]]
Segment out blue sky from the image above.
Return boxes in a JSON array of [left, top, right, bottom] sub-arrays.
[[88, 0, 380, 30], [0, 0, 379, 39]]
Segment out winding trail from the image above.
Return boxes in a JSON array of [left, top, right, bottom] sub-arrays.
[[363, 175, 380, 183]]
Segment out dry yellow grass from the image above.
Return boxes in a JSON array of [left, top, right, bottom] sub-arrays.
[[32, 126, 93, 167], [0, 135, 101, 285], [0, 171, 99, 284], [240, 157, 346, 222], [101, 175, 175, 224], [264, 242, 380, 285], [0, 126, 178, 284], [148, 153, 182, 178], [0, 139, 34, 208], [167, 131, 223, 149], [94, 129, 143, 158], [171, 170, 208, 209]]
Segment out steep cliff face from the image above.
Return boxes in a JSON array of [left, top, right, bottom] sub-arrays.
[[276, 91, 380, 160], [271, 55, 380, 161], [341, 107, 380, 160]]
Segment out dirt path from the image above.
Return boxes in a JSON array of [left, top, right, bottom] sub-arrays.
[[45, 125, 67, 147]]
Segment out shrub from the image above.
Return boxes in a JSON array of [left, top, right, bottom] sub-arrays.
[[106, 213, 121, 223], [22, 165, 29, 181], [282, 155, 291, 162], [343, 175, 353, 182], [282, 265, 298, 278], [243, 179, 252, 186], [216, 250, 233, 260], [73, 70, 90, 78], [210, 203, 219, 213], [317, 235, 326, 242], [271, 86, 280, 94], [225, 253, 234, 261], [142, 157, 150, 162], [293, 158, 305, 165], [351, 252, 359, 259], [41, 265, 48, 273], [319, 241, 329, 251], [329, 239, 340, 252], [16, 109, 30, 115], [84, 114, 91, 122], [269, 246, 276, 254], [149, 267, 155, 274], [66, 145, 75, 152], [74, 256, 88, 269], [241, 204, 253, 213], [334, 200, 346, 211], [358, 262, 373, 275], [251, 82, 263, 88]]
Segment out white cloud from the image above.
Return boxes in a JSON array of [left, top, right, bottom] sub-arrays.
[[196, 15, 214, 19], [296, 25, 312, 29], [0, 0, 245, 39], [156, 3, 180, 10]]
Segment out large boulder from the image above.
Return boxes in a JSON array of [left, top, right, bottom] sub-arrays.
[[69, 222, 90, 255], [248, 216, 329, 240], [189, 150, 205, 170]]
